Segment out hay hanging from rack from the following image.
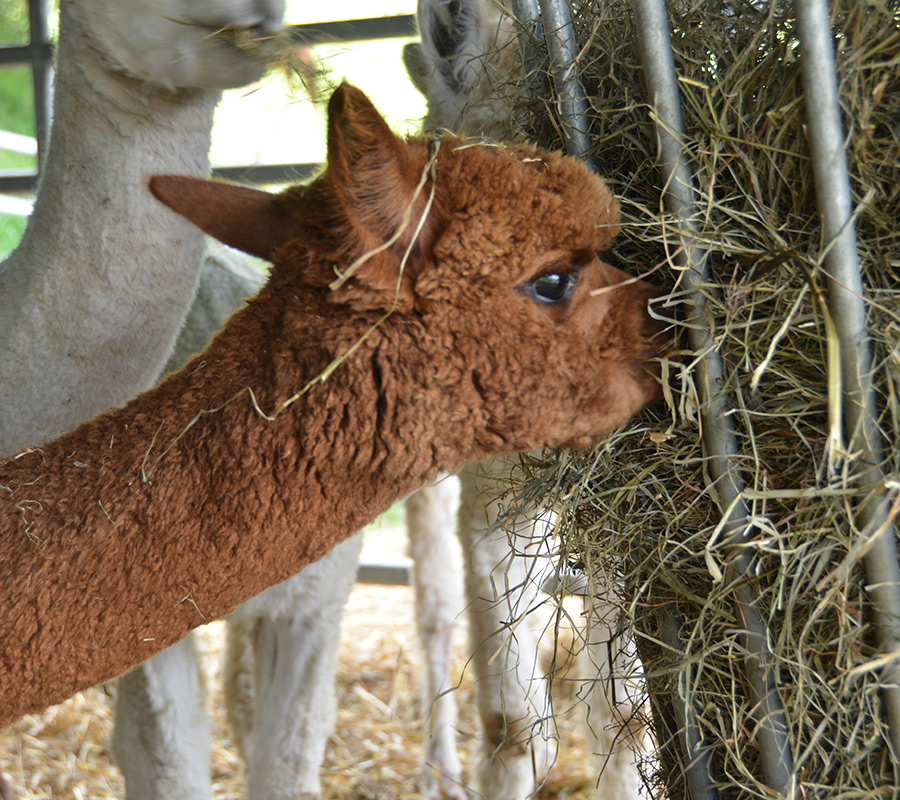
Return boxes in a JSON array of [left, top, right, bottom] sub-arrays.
[[488, 0, 900, 794]]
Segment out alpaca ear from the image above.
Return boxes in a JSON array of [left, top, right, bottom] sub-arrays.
[[326, 82, 411, 196], [324, 83, 438, 298], [149, 176, 296, 261]]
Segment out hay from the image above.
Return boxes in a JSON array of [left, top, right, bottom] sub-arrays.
[[487, 0, 900, 795], [223, 26, 329, 101]]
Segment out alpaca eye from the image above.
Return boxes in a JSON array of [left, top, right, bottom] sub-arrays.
[[527, 269, 580, 305]]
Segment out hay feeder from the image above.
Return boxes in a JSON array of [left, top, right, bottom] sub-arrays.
[[497, 0, 900, 795]]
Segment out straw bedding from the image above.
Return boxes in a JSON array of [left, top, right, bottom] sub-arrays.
[[484, 0, 900, 795]]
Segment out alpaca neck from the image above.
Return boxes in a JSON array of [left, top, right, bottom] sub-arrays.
[[0, 290, 475, 727], [0, 2, 221, 454]]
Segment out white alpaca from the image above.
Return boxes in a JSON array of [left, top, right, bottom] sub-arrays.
[[0, 0, 280, 797], [406, 2, 647, 797], [0, 0, 280, 455]]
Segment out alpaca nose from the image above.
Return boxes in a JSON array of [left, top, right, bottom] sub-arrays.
[[600, 265, 673, 407], [187, 0, 284, 34], [600, 262, 669, 350]]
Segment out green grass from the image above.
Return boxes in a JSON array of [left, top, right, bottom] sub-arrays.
[[1, 63, 38, 258], [0, 0, 30, 45], [1, 0, 40, 257]]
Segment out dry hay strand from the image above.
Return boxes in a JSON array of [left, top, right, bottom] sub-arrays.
[[220, 26, 330, 102], [0, 582, 602, 799], [476, 0, 900, 796]]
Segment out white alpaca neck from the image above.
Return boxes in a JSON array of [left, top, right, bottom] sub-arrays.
[[0, 2, 221, 454]]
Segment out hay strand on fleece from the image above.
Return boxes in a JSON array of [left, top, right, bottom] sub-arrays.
[[484, 0, 900, 795]]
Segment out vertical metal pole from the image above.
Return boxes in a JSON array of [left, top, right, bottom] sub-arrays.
[[509, 0, 544, 76], [630, 0, 795, 794], [795, 0, 900, 766], [28, 0, 52, 170], [509, 0, 543, 51], [659, 612, 720, 800], [536, 0, 594, 165], [509, 0, 551, 133]]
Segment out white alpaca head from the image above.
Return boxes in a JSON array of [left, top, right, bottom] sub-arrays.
[[404, 0, 522, 138], [71, 0, 284, 90]]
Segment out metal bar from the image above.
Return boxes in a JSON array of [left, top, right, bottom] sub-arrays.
[[211, 162, 320, 185], [0, 16, 417, 64], [510, 0, 542, 25], [795, 0, 900, 765], [0, 172, 38, 194], [537, 0, 594, 165], [0, 163, 324, 196], [630, 0, 795, 794], [659, 610, 720, 800], [0, 42, 52, 66], [287, 15, 415, 46], [509, 0, 545, 89], [356, 561, 412, 587], [28, 0, 52, 166]]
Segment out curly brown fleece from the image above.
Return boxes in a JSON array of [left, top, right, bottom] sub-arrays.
[[0, 84, 661, 728]]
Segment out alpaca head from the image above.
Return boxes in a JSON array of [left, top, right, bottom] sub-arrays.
[[151, 83, 664, 457], [70, 0, 283, 90], [404, 0, 523, 138]]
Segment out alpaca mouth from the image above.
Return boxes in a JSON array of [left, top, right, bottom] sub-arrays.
[[210, 25, 283, 60]]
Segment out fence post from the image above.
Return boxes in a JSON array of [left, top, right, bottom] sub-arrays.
[[536, 0, 595, 165]]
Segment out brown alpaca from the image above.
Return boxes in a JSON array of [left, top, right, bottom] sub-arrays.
[[0, 84, 661, 730]]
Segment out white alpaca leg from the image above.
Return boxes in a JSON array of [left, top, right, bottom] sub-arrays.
[[111, 251, 266, 800], [226, 533, 364, 800], [579, 589, 645, 800], [457, 459, 555, 800], [112, 636, 212, 800], [405, 480, 466, 799]]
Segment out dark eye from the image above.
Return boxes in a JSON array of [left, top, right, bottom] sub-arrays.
[[526, 269, 580, 305]]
